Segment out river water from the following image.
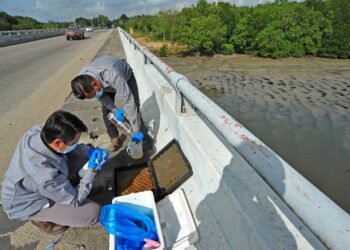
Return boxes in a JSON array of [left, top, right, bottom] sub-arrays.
[[162, 54, 350, 213]]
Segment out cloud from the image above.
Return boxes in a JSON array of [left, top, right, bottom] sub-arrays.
[[3, 0, 293, 22], [32, 0, 111, 20], [85, 1, 106, 13], [105, 0, 198, 18]]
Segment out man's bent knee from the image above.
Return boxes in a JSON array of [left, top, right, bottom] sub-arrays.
[[80, 200, 101, 227]]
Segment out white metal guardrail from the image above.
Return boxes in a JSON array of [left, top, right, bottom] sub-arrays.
[[0, 28, 65, 47], [118, 27, 350, 250], [0, 28, 65, 36]]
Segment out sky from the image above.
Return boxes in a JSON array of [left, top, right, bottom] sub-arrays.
[[0, 0, 275, 22]]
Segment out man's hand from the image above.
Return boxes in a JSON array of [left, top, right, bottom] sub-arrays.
[[114, 109, 126, 122], [88, 148, 109, 171], [131, 131, 144, 143]]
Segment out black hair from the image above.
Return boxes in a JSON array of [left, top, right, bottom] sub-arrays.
[[41, 110, 88, 144], [71, 74, 96, 100]]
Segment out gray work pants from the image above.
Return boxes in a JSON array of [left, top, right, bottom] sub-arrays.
[[29, 199, 100, 227]]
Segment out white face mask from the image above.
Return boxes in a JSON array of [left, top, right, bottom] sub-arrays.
[[57, 143, 77, 154], [95, 88, 103, 99]]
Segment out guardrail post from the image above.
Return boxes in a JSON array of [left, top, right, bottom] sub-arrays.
[[174, 77, 187, 114], [175, 91, 185, 114]]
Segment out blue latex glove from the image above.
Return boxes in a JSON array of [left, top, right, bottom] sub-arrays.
[[131, 131, 144, 143], [114, 109, 126, 122], [88, 148, 109, 170]]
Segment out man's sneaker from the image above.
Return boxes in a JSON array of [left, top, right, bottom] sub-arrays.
[[31, 221, 69, 235]]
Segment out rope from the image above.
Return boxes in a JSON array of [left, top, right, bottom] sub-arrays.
[[44, 230, 66, 250]]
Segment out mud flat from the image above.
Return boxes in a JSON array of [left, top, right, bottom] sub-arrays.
[[162, 54, 350, 213]]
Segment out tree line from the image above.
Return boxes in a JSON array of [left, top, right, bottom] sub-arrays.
[[125, 0, 350, 58], [0, 11, 129, 31], [0, 12, 63, 30]]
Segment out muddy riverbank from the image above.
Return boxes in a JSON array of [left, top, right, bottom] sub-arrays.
[[160, 53, 350, 213]]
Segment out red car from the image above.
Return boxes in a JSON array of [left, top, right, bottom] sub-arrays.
[[65, 26, 85, 40]]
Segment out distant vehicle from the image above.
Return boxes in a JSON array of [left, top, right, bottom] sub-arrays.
[[85, 26, 93, 32], [65, 26, 84, 40]]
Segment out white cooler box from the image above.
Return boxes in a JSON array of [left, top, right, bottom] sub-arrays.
[[109, 189, 198, 250]]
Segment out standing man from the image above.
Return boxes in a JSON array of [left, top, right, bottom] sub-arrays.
[[1, 110, 107, 234], [71, 56, 143, 152]]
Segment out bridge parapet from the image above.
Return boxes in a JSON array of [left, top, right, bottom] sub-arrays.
[[118, 27, 349, 249]]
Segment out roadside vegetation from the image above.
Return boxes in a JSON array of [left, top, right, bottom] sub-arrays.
[[125, 0, 350, 59], [0, 12, 128, 31], [1, 0, 349, 58]]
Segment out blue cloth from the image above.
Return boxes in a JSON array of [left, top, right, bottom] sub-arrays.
[[56, 143, 77, 154], [95, 88, 104, 99], [99, 204, 158, 250]]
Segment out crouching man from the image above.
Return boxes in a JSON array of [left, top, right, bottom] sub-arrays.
[[1, 110, 106, 234], [71, 56, 144, 152]]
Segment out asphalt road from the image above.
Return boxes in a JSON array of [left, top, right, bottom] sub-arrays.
[[0, 29, 113, 249], [0, 31, 108, 117]]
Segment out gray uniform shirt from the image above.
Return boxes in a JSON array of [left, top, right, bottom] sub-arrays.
[[1, 125, 96, 220], [79, 56, 141, 132]]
